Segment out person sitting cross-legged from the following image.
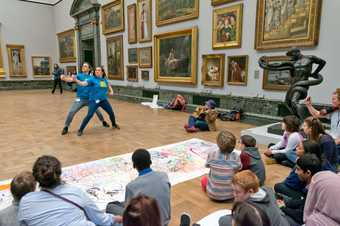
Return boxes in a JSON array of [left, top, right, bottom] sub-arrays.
[[106, 149, 171, 226]]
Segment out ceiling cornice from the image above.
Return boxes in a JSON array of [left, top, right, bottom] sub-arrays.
[[18, 0, 64, 6]]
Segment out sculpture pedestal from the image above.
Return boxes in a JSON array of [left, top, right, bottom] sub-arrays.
[[267, 123, 284, 136], [241, 123, 282, 146]]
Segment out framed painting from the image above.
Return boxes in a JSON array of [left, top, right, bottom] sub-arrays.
[[156, 0, 199, 26], [66, 65, 77, 76], [6, 44, 26, 77], [0, 42, 5, 77], [255, 0, 322, 50], [106, 35, 124, 80], [154, 27, 198, 84], [262, 56, 291, 91], [138, 47, 152, 68], [211, 0, 239, 6], [127, 4, 137, 44], [141, 70, 149, 80], [101, 0, 124, 35], [127, 65, 138, 81], [128, 48, 138, 64], [137, 0, 152, 43], [32, 56, 51, 77], [57, 29, 76, 63], [227, 55, 248, 86], [201, 54, 225, 87], [212, 3, 243, 49]]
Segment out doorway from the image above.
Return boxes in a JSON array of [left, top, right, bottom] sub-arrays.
[[82, 39, 94, 68]]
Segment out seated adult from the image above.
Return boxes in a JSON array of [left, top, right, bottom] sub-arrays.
[[218, 170, 289, 226], [184, 99, 218, 133], [0, 171, 36, 226], [305, 89, 340, 161], [18, 155, 121, 226], [264, 115, 303, 168], [274, 140, 322, 200], [164, 95, 187, 111], [303, 116, 338, 172], [304, 171, 340, 226], [123, 195, 162, 226], [107, 149, 171, 226]]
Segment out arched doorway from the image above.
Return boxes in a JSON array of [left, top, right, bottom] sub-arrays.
[[70, 0, 101, 69]]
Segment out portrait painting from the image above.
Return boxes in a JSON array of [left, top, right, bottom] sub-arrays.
[[137, 0, 152, 43], [57, 29, 76, 63], [6, 44, 26, 77], [141, 70, 149, 80], [154, 27, 198, 84], [128, 4, 137, 44], [138, 47, 152, 68], [32, 56, 51, 77], [101, 0, 124, 35], [128, 48, 138, 64], [202, 54, 225, 87], [255, 0, 322, 50], [212, 3, 243, 49], [262, 56, 291, 90], [211, 0, 239, 6], [156, 0, 199, 26], [227, 55, 248, 86], [106, 35, 124, 80], [66, 65, 77, 76], [127, 66, 138, 81], [0, 43, 5, 77]]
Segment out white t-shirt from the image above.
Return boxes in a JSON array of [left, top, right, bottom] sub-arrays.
[[328, 110, 340, 139]]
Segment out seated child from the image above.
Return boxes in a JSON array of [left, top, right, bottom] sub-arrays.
[[239, 135, 266, 186], [0, 171, 36, 226], [184, 99, 217, 133], [164, 94, 187, 111], [201, 130, 242, 201]]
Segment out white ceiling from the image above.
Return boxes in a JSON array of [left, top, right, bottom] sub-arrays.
[[20, 0, 61, 5]]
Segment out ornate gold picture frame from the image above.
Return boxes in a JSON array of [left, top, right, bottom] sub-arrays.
[[137, 0, 152, 43], [57, 29, 76, 63], [212, 3, 243, 49], [227, 55, 248, 86], [101, 0, 125, 35], [32, 56, 51, 78], [6, 44, 26, 77], [127, 65, 138, 82], [106, 35, 124, 80], [127, 4, 137, 44], [0, 42, 5, 77], [262, 56, 291, 91], [255, 0, 322, 50], [156, 0, 199, 26], [201, 54, 225, 87], [211, 0, 239, 6], [138, 47, 152, 68], [154, 27, 198, 85]]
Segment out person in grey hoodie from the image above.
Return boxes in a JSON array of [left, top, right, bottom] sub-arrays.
[[219, 170, 289, 226], [239, 135, 266, 186]]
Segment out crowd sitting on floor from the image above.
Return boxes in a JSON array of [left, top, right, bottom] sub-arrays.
[[1, 89, 340, 226]]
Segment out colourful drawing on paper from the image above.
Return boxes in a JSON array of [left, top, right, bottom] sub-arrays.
[[0, 138, 217, 211]]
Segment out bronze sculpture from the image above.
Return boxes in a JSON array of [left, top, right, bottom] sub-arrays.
[[259, 48, 325, 119]]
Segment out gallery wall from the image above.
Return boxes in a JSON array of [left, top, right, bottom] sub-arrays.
[[0, 0, 58, 80]]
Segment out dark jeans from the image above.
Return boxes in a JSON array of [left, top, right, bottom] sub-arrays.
[[52, 78, 63, 94], [274, 182, 305, 200], [272, 153, 295, 168], [337, 144, 340, 164], [79, 99, 116, 131], [188, 116, 209, 131]]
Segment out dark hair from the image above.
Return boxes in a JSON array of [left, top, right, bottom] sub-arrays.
[[10, 171, 36, 201], [132, 149, 152, 171], [123, 195, 161, 226], [296, 153, 321, 176], [302, 140, 322, 161], [283, 115, 300, 133], [33, 155, 62, 188], [217, 130, 236, 154], [240, 135, 256, 147], [232, 202, 271, 226], [304, 117, 325, 142], [95, 66, 107, 78]]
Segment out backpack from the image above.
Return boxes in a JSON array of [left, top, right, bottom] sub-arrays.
[[218, 108, 242, 121]]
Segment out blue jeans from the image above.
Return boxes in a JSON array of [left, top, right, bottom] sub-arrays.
[[64, 99, 104, 127], [79, 99, 116, 131], [188, 116, 209, 131]]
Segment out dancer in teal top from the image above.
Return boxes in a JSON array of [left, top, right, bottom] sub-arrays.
[[74, 66, 119, 136]]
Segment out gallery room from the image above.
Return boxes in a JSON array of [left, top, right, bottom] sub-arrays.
[[0, 0, 339, 226]]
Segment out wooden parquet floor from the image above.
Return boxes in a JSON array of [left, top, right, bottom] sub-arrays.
[[0, 90, 290, 226]]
